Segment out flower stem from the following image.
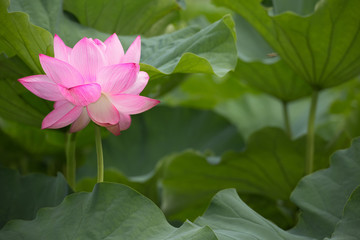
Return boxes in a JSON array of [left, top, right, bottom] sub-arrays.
[[305, 90, 319, 175], [94, 125, 104, 183], [282, 101, 292, 138], [65, 132, 77, 191]]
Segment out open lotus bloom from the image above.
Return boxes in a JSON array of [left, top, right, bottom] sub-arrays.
[[19, 34, 160, 135]]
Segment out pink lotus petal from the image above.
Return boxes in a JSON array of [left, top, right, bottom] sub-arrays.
[[39, 54, 84, 88], [70, 37, 106, 83], [106, 113, 131, 135], [42, 101, 83, 129], [70, 107, 90, 132], [120, 35, 141, 64], [108, 94, 160, 115], [59, 83, 101, 106], [104, 33, 124, 65], [18, 75, 65, 101], [93, 39, 106, 52], [106, 124, 121, 135], [123, 71, 149, 95], [54, 100, 68, 109], [118, 113, 131, 131], [97, 63, 139, 94], [87, 95, 120, 125], [54, 34, 71, 63]]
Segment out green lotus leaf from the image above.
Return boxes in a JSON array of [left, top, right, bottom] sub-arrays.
[[0, 0, 53, 73], [160, 128, 304, 222], [0, 168, 71, 229], [213, 0, 360, 89], [329, 186, 360, 240], [194, 135, 360, 239], [0, 183, 217, 240], [290, 138, 360, 238], [195, 189, 309, 240]]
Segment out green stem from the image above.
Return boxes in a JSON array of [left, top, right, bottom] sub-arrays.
[[65, 132, 77, 191], [305, 90, 319, 175], [282, 101, 292, 138], [94, 125, 104, 183]]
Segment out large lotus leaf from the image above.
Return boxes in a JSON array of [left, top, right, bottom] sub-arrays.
[[0, 183, 217, 240], [78, 106, 244, 177], [0, 168, 71, 229], [160, 128, 304, 221], [63, 0, 182, 36], [194, 136, 360, 240], [159, 125, 342, 223], [213, 0, 360, 89], [195, 187, 360, 240], [234, 58, 312, 102], [0, 0, 53, 73], [329, 186, 360, 240], [195, 189, 309, 240], [290, 138, 360, 239], [140, 14, 237, 78]]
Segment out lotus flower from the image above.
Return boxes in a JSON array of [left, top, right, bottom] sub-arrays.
[[19, 34, 159, 135]]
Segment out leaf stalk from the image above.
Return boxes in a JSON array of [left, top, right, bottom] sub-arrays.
[[282, 101, 292, 138], [95, 125, 104, 183], [65, 132, 77, 191], [305, 90, 319, 175]]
